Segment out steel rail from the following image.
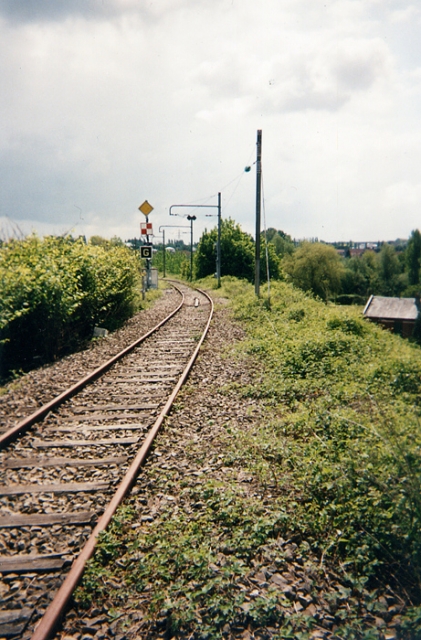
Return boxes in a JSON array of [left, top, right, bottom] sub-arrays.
[[31, 285, 214, 640], [0, 286, 185, 449]]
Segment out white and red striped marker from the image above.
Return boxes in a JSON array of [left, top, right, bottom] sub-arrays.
[[140, 222, 153, 236]]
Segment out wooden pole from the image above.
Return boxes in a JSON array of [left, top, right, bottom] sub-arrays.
[[255, 129, 262, 297]]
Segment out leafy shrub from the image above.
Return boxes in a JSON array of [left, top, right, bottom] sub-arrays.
[[327, 316, 366, 336], [152, 249, 190, 276], [336, 293, 368, 305], [226, 280, 421, 600], [288, 308, 305, 322], [0, 235, 141, 377]]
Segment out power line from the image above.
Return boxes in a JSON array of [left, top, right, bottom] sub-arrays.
[[185, 146, 257, 216]]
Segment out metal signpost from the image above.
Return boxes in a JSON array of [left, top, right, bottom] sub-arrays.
[[186, 215, 196, 281], [138, 200, 154, 293]]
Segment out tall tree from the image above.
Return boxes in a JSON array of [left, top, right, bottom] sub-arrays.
[[406, 229, 421, 286], [283, 242, 344, 301], [341, 250, 380, 297], [377, 243, 402, 296], [195, 218, 254, 281], [267, 229, 295, 258], [194, 218, 281, 282]]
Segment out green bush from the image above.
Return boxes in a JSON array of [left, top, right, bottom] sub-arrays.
[[151, 248, 190, 276], [335, 293, 368, 305], [194, 218, 282, 282], [227, 280, 421, 599], [0, 235, 141, 378]]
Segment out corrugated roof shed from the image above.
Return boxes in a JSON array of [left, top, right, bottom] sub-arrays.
[[363, 295, 419, 321]]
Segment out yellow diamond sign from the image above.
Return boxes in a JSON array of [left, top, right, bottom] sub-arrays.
[[138, 200, 154, 216]]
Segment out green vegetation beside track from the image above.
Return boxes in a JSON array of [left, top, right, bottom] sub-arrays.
[[225, 280, 421, 601], [76, 277, 421, 638], [0, 235, 142, 380]]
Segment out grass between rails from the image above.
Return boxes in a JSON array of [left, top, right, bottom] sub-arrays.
[[75, 278, 421, 638]]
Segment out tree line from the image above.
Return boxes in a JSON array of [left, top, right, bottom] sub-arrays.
[[284, 230, 421, 303], [191, 221, 421, 303]]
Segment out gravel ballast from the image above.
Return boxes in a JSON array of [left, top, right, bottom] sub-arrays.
[[0, 289, 180, 435]]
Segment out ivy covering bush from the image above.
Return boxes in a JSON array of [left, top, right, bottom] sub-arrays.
[[0, 235, 141, 378], [226, 280, 421, 600]]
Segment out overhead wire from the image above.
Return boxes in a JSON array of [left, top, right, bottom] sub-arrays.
[[187, 148, 256, 215], [221, 145, 256, 213], [218, 170, 246, 213]]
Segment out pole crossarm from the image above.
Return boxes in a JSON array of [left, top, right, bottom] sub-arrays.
[[159, 224, 190, 230], [169, 193, 222, 288], [169, 203, 219, 216]]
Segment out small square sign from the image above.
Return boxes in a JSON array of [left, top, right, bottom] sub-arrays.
[[140, 222, 153, 236], [140, 245, 152, 259]]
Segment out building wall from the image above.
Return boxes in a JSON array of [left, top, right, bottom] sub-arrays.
[[371, 318, 415, 338]]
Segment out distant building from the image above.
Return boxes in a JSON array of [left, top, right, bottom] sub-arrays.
[[349, 248, 366, 258], [363, 295, 419, 337]]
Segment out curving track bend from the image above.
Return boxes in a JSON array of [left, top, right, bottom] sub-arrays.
[[0, 282, 213, 640]]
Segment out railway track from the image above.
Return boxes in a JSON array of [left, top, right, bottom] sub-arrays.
[[0, 282, 213, 640]]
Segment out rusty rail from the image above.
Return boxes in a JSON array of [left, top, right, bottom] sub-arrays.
[[30, 286, 214, 640], [0, 286, 184, 449]]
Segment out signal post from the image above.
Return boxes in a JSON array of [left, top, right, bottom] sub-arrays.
[[139, 200, 154, 294]]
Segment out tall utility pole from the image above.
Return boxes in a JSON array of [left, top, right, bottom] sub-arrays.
[[187, 215, 196, 281], [162, 229, 166, 277], [146, 214, 151, 289], [255, 129, 262, 297], [217, 192, 221, 288], [161, 229, 166, 277]]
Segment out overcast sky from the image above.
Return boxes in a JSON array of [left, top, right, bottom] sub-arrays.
[[0, 0, 420, 244]]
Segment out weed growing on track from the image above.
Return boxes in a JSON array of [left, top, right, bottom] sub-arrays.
[[76, 277, 421, 638]]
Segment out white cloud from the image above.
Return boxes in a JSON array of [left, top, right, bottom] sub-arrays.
[[0, 0, 420, 243], [389, 4, 421, 24], [383, 181, 421, 214]]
